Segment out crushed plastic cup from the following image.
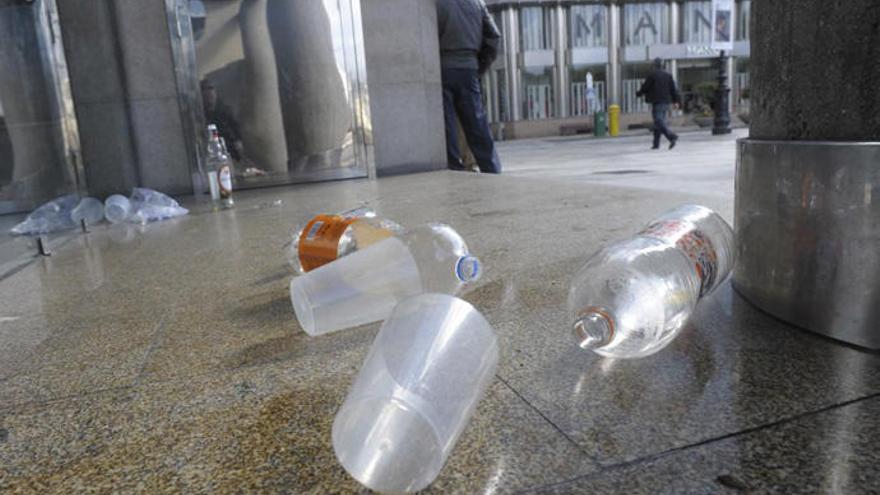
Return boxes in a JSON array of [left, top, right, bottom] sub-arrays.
[[104, 195, 131, 224], [290, 223, 481, 336], [332, 294, 499, 494], [70, 197, 104, 226]]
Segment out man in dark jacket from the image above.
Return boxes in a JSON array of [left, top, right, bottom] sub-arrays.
[[636, 58, 681, 149], [437, 0, 502, 173]]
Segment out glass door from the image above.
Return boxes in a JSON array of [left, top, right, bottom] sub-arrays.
[[0, 0, 82, 214], [168, 0, 373, 191]]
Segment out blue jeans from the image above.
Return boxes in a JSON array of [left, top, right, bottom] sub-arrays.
[[651, 103, 677, 147], [442, 68, 502, 174]]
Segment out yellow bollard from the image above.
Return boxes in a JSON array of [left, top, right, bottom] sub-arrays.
[[608, 104, 620, 137]]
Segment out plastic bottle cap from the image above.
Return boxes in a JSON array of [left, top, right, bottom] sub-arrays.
[[455, 255, 482, 283]]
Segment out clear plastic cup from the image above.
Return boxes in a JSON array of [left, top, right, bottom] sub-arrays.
[[104, 194, 132, 224], [332, 294, 499, 493], [70, 197, 105, 225], [290, 223, 481, 336]]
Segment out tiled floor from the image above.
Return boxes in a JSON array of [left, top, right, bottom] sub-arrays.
[[1, 169, 878, 494]]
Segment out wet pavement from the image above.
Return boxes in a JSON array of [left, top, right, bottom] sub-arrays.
[[1, 170, 878, 493]]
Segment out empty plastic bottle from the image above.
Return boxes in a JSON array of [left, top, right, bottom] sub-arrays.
[[568, 204, 735, 359], [70, 197, 105, 226], [290, 223, 482, 336], [287, 206, 403, 274], [104, 195, 132, 224]]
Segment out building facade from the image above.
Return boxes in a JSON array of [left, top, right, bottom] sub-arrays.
[[482, 0, 751, 138]]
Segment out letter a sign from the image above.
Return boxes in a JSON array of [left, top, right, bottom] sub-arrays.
[[711, 0, 734, 51]]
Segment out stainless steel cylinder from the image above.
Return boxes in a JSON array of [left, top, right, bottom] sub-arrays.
[[734, 139, 880, 349]]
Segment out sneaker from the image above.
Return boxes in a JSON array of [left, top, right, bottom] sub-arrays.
[[669, 137, 678, 150], [651, 145, 660, 150]]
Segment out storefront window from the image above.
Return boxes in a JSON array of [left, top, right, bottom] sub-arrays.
[[681, 1, 713, 43], [570, 65, 607, 115], [522, 66, 554, 119], [621, 63, 653, 113], [736, 0, 751, 40], [733, 58, 750, 112], [623, 3, 670, 46], [570, 4, 607, 48], [520, 6, 553, 51]]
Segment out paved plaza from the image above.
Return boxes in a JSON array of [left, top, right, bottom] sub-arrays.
[[499, 128, 747, 202]]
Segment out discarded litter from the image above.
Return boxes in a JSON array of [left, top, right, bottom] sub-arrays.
[[127, 188, 188, 225], [333, 294, 498, 494], [104, 195, 132, 224], [568, 204, 735, 358], [287, 206, 403, 274], [290, 223, 481, 336], [10, 194, 78, 235], [71, 197, 105, 226]]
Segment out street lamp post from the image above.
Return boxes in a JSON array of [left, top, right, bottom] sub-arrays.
[[712, 50, 732, 135]]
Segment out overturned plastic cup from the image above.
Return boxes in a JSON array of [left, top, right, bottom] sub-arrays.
[[71, 197, 105, 226], [332, 294, 499, 493], [290, 223, 481, 336], [104, 194, 132, 224]]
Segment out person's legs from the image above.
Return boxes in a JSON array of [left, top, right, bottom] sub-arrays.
[[441, 69, 464, 170], [453, 69, 501, 174], [652, 103, 677, 146], [651, 104, 663, 148]]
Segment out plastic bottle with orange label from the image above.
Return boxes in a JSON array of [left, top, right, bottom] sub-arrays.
[[287, 206, 403, 274], [568, 205, 735, 358]]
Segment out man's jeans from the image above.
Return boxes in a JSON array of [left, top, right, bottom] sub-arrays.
[[651, 103, 678, 147], [442, 68, 502, 174]]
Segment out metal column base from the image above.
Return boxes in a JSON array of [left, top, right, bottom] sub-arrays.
[[734, 139, 880, 349]]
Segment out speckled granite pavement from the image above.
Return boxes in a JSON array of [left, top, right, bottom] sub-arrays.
[[1, 171, 878, 494]]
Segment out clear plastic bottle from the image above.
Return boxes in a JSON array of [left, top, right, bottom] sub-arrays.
[[205, 125, 234, 209], [568, 204, 735, 359], [70, 197, 105, 226], [287, 206, 403, 274], [290, 223, 482, 336]]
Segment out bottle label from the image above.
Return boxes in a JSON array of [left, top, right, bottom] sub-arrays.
[[298, 215, 359, 272], [640, 220, 718, 297], [218, 165, 233, 198]]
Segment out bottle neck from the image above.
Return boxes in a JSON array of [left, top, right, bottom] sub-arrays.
[[573, 307, 614, 350]]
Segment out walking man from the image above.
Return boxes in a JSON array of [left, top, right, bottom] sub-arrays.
[[636, 58, 681, 150], [437, 0, 502, 173]]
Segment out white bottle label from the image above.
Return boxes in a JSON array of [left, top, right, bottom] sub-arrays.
[[218, 165, 233, 197], [640, 220, 718, 297]]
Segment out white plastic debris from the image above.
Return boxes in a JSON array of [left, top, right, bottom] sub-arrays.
[[10, 194, 78, 235]]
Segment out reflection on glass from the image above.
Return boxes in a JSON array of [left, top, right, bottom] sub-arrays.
[[681, 1, 713, 43], [622, 63, 652, 113], [522, 66, 554, 120], [190, 0, 367, 188], [570, 66, 607, 115], [569, 4, 607, 48], [520, 6, 553, 51], [623, 3, 670, 46], [736, 0, 751, 40], [0, 0, 78, 214]]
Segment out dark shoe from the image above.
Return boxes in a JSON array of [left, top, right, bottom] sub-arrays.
[[651, 145, 660, 150], [668, 137, 678, 150]]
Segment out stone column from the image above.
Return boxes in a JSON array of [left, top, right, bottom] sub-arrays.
[[267, 1, 352, 171], [734, 0, 880, 348], [238, 0, 287, 173], [606, 2, 621, 106], [554, 4, 568, 118], [503, 8, 521, 122]]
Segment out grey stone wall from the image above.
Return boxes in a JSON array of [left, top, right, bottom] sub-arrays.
[[749, 0, 880, 141], [362, 0, 447, 176]]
